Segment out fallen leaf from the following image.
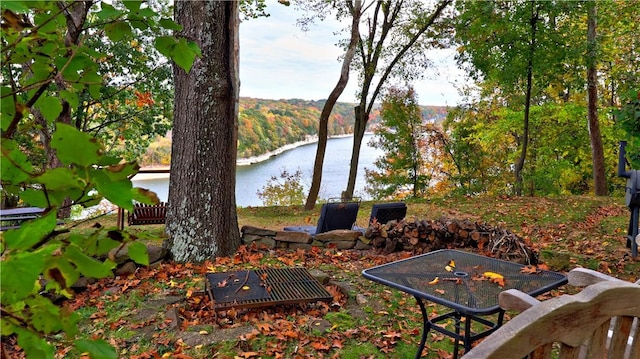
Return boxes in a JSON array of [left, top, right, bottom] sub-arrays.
[[428, 277, 440, 285], [435, 289, 445, 294], [520, 266, 539, 274], [483, 271, 504, 280]]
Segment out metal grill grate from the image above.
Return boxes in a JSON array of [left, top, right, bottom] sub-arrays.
[[205, 267, 333, 311]]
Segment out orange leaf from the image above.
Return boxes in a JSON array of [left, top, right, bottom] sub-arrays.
[[238, 351, 260, 358], [490, 277, 505, 287], [256, 322, 273, 333], [435, 289, 445, 294], [311, 341, 330, 351], [520, 265, 539, 274]]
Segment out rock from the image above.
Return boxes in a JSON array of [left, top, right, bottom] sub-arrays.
[[253, 237, 276, 249], [308, 269, 330, 284], [354, 240, 372, 250], [275, 231, 312, 244], [165, 307, 181, 330], [356, 293, 368, 305], [241, 225, 277, 236], [176, 325, 254, 347], [108, 243, 167, 265], [71, 276, 97, 290], [147, 245, 167, 264], [314, 230, 360, 242], [114, 261, 137, 276], [241, 233, 265, 243], [288, 243, 312, 251], [325, 240, 356, 250]]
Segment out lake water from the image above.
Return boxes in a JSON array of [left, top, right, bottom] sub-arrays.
[[131, 134, 383, 207]]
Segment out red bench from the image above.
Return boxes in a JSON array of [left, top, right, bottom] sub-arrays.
[[127, 202, 167, 226]]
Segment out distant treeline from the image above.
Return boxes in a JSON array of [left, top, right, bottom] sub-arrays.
[[237, 97, 448, 158], [141, 98, 448, 166]]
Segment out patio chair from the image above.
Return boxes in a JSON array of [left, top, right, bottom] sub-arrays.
[[353, 201, 407, 233], [462, 268, 640, 359], [283, 200, 360, 236]]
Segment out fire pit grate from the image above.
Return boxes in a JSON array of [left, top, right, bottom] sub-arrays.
[[205, 267, 333, 311]]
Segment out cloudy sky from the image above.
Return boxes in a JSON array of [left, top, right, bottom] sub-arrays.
[[238, 1, 468, 106]]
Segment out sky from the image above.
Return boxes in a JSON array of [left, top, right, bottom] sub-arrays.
[[238, 1, 469, 107]]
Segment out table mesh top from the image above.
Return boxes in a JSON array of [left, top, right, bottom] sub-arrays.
[[362, 249, 567, 315]]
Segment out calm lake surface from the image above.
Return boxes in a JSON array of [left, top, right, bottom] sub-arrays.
[[132, 134, 383, 207]]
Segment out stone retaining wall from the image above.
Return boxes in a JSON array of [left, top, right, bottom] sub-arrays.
[[241, 225, 372, 251]]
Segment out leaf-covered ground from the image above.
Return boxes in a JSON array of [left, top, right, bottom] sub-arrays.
[[5, 195, 639, 358]]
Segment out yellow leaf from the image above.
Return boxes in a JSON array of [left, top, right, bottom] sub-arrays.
[[428, 277, 440, 285], [199, 330, 209, 335], [483, 271, 504, 280]]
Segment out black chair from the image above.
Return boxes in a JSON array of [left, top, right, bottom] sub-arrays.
[[283, 201, 360, 236], [353, 202, 407, 233], [368, 202, 407, 225]]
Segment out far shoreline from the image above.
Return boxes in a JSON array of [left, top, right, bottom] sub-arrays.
[[134, 133, 368, 180]]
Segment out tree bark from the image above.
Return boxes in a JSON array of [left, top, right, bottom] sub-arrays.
[[165, 0, 241, 262], [587, 2, 607, 196], [305, 0, 362, 209], [514, 4, 538, 196]]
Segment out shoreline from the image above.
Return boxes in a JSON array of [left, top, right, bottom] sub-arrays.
[[134, 133, 366, 180]]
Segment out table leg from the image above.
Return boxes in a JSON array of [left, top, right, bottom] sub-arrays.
[[415, 296, 431, 359]]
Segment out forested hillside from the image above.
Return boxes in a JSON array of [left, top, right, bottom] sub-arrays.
[[142, 98, 448, 164], [238, 97, 447, 158]]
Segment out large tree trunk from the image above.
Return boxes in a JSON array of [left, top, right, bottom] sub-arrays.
[[305, 1, 361, 210], [587, 3, 607, 196], [165, 0, 241, 262]]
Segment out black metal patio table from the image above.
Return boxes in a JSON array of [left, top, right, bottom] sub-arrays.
[[362, 249, 567, 359]]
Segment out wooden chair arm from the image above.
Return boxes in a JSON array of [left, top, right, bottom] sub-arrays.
[[567, 267, 625, 287], [498, 289, 540, 312]]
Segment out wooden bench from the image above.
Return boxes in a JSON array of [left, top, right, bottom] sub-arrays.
[[127, 202, 167, 226], [463, 268, 640, 359]]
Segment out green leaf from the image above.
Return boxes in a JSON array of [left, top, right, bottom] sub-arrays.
[[122, 0, 143, 12], [15, 327, 55, 359], [93, 173, 134, 208], [0, 250, 47, 304], [37, 167, 84, 190], [154, 36, 176, 58], [65, 244, 115, 279], [105, 21, 132, 42], [173, 38, 199, 73], [35, 96, 63, 123], [74, 339, 118, 359], [18, 188, 49, 208], [103, 162, 140, 181], [159, 18, 182, 31], [1, 88, 16, 131], [1, 139, 32, 184], [44, 256, 80, 289], [51, 123, 102, 166], [3, 211, 58, 250], [59, 89, 79, 110], [25, 296, 63, 334], [96, 2, 121, 20], [132, 187, 161, 205], [127, 242, 149, 266]]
